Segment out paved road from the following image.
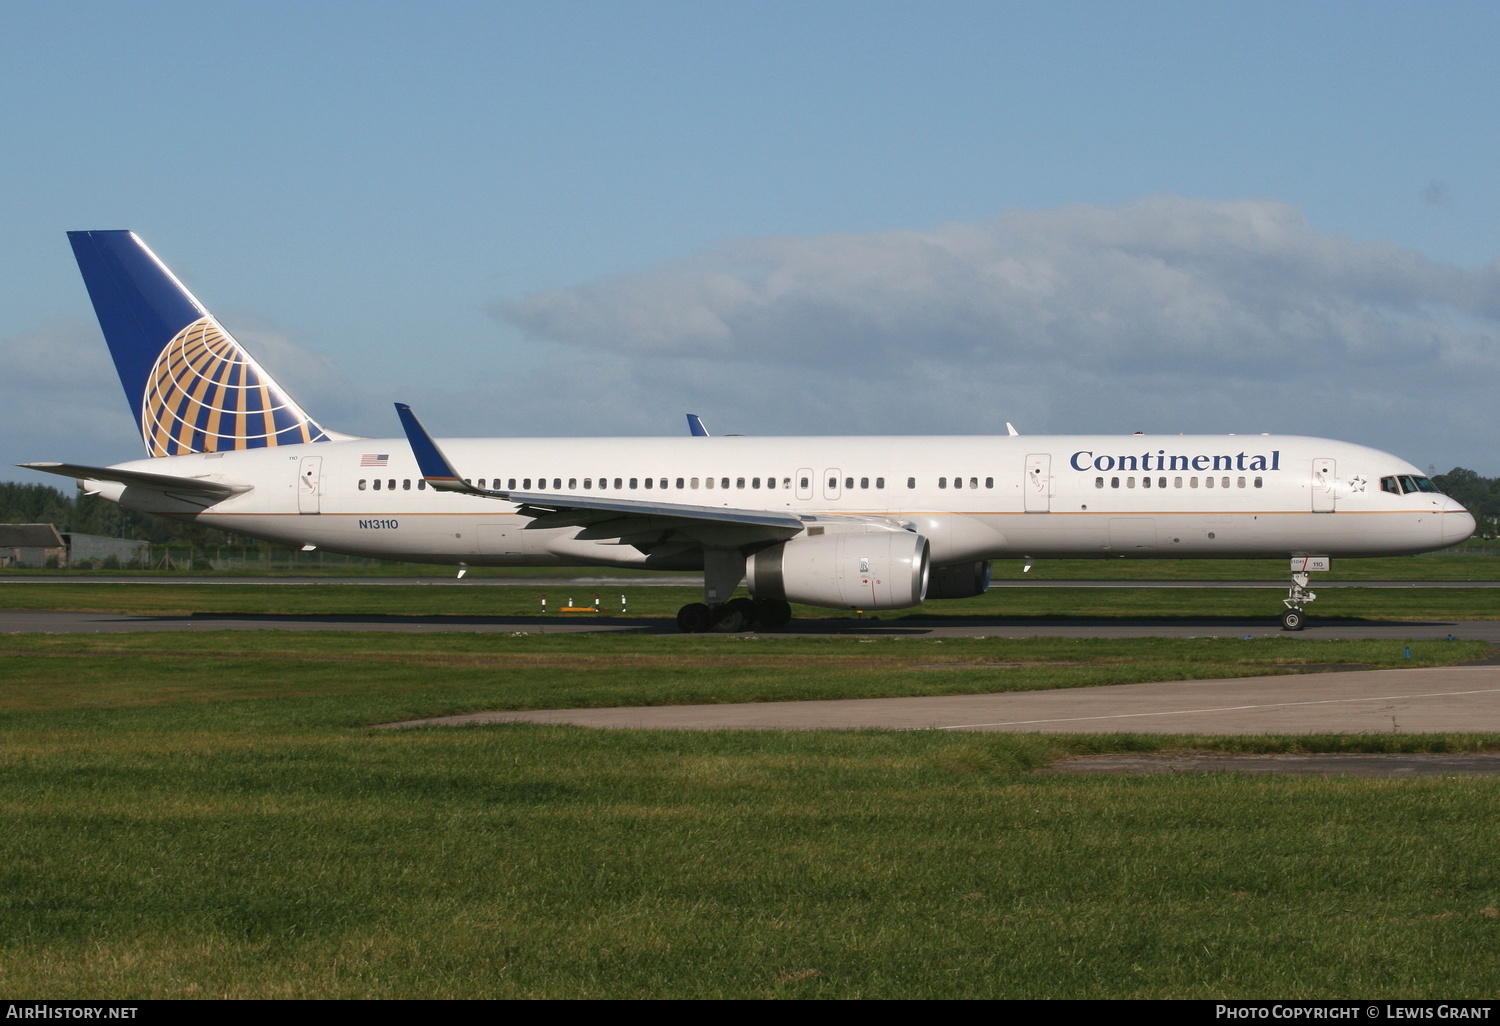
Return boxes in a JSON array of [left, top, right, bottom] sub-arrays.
[[3, 608, 1500, 642], [3, 575, 1498, 589], [381, 665, 1500, 735]]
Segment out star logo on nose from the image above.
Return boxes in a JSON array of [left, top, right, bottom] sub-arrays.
[[1348, 475, 1367, 493]]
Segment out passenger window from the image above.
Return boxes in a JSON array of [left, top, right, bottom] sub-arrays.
[[1158, 477, 1166, 489], [691, 477, 699, 489], [737, 478, 746, 489], [907, 477, 915, 489], [676, 477, 685, 489], [644, 478, 653, 489], [389, 479, 396, 490], [721, 478, 730, 489], [1222, 477, 1230, 489], [584, 478, 592, 489], [767, 477, 776, 490], [1254, 477, 1263, 488], [568, 478, 576, 489], [404, 479, 411, 490], [705, 477, 715, 489], [860, 477, 868, 489], [844, 477, 853, 489], [1111, 477, 1119, 488], [876, 477, 885, 489], [1237, 477, 1245, 488], [523, 478, 532, 489], [1096, 477, 1104, 489], [752, 477, 761, 489], [985, 477, 993, 488], [478, 479, 485, 489], [358, 479, 367, 490], [629, 478, 638, 489], [1143, 476, 1152, 489], [373, 479, 382, 490], [1205, 477, 1214, 488], [508, 478, 516, 489], [1190, 477, 1198, 488], [1173, 477, 1182, 488], [418, 480, 426, 490], [554, 478, 562, 490], [1127, 477, 1135, 488], [953, 477, 962, 490], [938, 477, 947, 489], [829, 477, 838, 489], [969, 477, 978, 490]]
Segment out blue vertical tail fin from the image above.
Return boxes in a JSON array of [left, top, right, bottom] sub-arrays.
[[67, 230, 331, 457]]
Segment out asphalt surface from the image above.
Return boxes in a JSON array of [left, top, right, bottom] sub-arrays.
[[7, 577, 1498, 739], [3, 608, 1498, 643], [381, 665, 1500, 736], [3, 575, 1498, 589]]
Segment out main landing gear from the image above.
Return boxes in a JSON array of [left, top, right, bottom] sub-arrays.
[[1281, 569, 1317, 632], [676, 597, 793, 633]]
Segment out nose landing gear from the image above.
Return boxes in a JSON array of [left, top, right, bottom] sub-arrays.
[[1281, 567, 1319, 631]]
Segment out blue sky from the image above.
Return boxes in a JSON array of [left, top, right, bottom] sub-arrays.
[[3, 1, 1497, 475]]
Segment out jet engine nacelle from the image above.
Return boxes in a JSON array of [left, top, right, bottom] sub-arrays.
[[747, 529, 930, 610], [926, 560, 992, 600]]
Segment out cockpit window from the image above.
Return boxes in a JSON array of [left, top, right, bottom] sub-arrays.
[[1393, 475, 1443, 495]]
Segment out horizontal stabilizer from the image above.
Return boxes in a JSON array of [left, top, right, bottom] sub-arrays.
[[19, 462, 252, 499]]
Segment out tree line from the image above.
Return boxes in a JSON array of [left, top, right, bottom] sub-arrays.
[[0, 481, 261, 550], [1433, 468, 1500, 536]]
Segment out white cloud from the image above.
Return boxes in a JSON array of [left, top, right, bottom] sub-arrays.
[[495, 196, 1500, 471]]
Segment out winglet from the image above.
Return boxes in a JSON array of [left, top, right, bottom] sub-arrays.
[[394, 403, 476, 493], [686, 413, 710, 437]]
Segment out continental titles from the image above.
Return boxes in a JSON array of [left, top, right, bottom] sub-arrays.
[[1070, 449, 1281, 473]]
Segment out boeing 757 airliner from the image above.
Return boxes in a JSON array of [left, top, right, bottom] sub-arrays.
[[23, 231, 1476, 631]]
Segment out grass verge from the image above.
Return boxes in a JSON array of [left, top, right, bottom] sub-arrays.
[[2, 634, 1497, 998]]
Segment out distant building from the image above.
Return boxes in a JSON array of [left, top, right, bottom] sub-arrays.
[[64, 532, 151, 566], [0, 524, 66, 568]]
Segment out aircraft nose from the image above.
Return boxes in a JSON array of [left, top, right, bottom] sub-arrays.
[[1444, 503, 1477, 546]]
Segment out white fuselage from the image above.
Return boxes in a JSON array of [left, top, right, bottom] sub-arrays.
[[90, 433, 1475, 568]]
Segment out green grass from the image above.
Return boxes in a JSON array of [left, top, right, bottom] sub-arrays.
[[3, 724, 1500, 997], [3, 633, 1498, 997], [0, 633, 1488, 718]]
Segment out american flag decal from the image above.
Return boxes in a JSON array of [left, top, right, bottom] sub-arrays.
[[360, 454, 390, 467]]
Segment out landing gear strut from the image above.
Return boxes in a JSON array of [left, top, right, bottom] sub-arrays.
[[677, 547, 794, 633], [1281, 570, 1317, 631]]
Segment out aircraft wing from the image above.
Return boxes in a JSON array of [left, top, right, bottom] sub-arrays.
[[394, 404, 804, 539], [19, 461, 252, 499]]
